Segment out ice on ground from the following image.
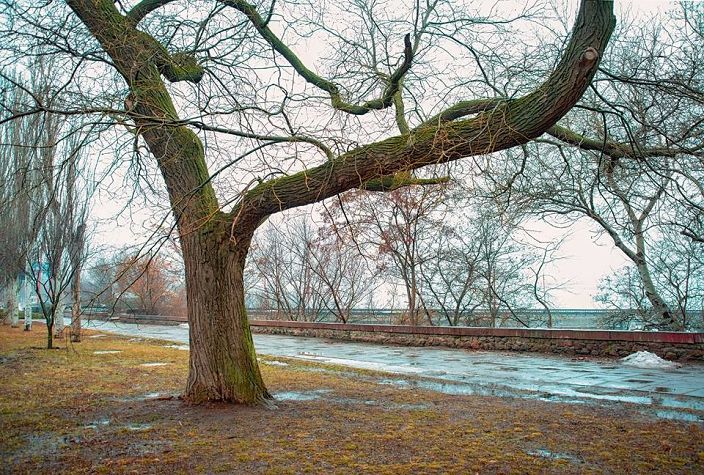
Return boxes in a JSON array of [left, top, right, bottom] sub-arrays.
[[622, 351, 679, 369], [93, 350, 121, 355], [262, 360, 289, 367], [164, 344, 189, 351], [178, 323, 189, 329], [140, 362, 169, 367]]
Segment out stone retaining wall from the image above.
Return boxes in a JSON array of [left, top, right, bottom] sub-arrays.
[[249, 320, 704, 361]]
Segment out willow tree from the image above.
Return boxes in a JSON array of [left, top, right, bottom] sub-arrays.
[[2, 0, 614, 403]]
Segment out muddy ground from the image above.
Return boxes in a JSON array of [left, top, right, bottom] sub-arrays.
[[1, 325, 702, 474]]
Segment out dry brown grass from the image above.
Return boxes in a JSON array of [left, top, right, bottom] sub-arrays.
[[1, 325, 702, 474]]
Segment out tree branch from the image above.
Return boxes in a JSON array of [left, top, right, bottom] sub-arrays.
[[546, 125, 700, 160], [361, 173, 449, 192], [230, 0, 616, 232], [221, 0, 414, 115], [127, 0, 178, 26]]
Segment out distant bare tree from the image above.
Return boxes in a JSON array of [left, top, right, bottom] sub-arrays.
[[114, 251, 181, 315], [596, 229, 704, 330]]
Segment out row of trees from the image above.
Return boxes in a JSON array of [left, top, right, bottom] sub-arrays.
[[0, 62, 93, 348], [247, 184, 561, 327]]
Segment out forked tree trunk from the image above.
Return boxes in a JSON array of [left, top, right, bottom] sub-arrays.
[[181, 227, 270, 404]]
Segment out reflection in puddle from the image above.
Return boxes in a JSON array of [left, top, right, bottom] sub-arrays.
[[652, 410, 701, 422], [372, 376, 704, 422]]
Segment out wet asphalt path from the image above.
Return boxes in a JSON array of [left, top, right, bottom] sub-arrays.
[[80, 319, 704, 421]]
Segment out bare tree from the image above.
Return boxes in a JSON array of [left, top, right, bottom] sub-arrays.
[[114, 250, 182, 315], [24, 127, 92, 348], [1, 0, 615, 403], [249, 219, 329, 321], [0, 80, 35, 327], [419, 215, 483, 326], [596, 228, 704, 330], [248, 215, 378, 323], [330, 183, 449, 325]]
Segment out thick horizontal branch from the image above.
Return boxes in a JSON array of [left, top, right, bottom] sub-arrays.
[[221, 0, 413, 115], [361, 173, 449, 192], [230, 0, 616, 234], [419, 98, 504, 129]]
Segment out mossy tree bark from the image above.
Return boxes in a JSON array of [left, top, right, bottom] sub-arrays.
[[66, 0, 615, 404]]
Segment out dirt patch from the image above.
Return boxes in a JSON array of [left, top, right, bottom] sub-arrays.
[[1, 325, 703, 474]]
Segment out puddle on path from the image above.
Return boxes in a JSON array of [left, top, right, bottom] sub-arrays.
[[652, 410, 702, 422], [371, 374, 704, 423], [273, 388, 431, 411]]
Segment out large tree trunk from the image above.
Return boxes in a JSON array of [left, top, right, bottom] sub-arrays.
[[46, 309, 54, 349], [182, 226, 270, 404]]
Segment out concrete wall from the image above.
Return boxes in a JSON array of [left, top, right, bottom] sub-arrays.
[[249, 320, 704, 361]]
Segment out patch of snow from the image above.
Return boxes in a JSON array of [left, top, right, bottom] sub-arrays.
[[178, 323, 189, 329], [262, 360, 289, 367], [125, 423, 152, 431], [140, 362, 169, 367], [622, 351, 679, 369], [93, 350, 121, 355], [88, 334, 106, 338], [164, 344, 189, 351]]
